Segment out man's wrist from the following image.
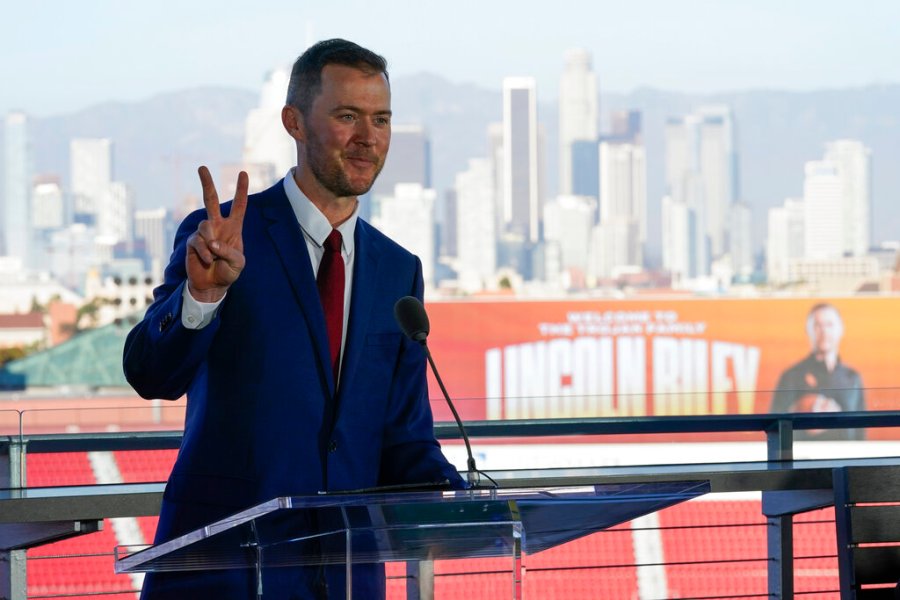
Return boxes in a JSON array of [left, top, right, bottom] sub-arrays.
[[182, 283, 226, 330], [187, 282, 227, 303]]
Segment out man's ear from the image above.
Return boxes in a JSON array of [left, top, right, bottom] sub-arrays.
[[282, 105, 305, 142]]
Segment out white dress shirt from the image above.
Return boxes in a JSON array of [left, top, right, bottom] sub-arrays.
[[182, 169, 358, 365]]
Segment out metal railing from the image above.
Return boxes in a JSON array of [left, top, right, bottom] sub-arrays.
[[5, 410, 900, 599]]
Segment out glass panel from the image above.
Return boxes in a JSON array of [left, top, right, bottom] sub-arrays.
[[19, 402, 186, 436], [115, 481, 708, 575], [0, 409, 21, 437]]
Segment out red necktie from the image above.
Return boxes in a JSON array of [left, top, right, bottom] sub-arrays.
[[317, 229, 344, 385]]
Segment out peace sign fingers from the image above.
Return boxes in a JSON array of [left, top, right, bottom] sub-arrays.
[[198, 165, 223, 221], [229, 170, 249, 226], [185, 166, 250, 303]]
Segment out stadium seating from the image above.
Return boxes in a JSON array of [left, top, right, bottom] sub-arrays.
[[23, 451, 842, 599], [25, 452, 96, 487], [794, 506, 839, 596], [113, 449, 177, 483]]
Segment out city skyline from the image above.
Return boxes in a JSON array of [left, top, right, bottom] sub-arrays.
[[3, 0, 900, 118], [2, 29, 895, 301], [2, 95, 878, 295]]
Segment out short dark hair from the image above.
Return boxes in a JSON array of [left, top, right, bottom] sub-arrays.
[[286, 39, 389, 114]]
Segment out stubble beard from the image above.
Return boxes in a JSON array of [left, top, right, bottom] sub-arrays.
[[305, 129, 384, 198]]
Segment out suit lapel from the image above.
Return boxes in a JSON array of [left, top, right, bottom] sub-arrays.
[[339, 220, 380, 402], [260, 186, 335, 393]]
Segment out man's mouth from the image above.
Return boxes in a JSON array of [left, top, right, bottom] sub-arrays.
[[345, 155, 376, 167]]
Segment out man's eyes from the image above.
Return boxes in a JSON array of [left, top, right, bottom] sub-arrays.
[[336, 113, 390, 126]]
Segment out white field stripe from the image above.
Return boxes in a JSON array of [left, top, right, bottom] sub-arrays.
[[87, 451, 145, 596], [631, 511, 667, 600]]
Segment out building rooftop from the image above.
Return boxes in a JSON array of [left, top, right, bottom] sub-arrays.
[[0, 313, 44, 328], [0, 312, 142, 390]]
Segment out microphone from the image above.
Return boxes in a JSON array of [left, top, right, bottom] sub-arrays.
[[394, 296, 429, 343], [394, 296, 482, 488]]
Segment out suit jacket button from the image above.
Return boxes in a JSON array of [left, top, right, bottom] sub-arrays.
[[328, 440, 338, 453]]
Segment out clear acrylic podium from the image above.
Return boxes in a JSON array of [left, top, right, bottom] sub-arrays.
[[115, 480, 708, 599]]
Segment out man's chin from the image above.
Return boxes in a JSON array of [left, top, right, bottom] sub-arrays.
[[346, 175, 379, 196], [314, 174, 377, 198], [346, 182, 375, 197]]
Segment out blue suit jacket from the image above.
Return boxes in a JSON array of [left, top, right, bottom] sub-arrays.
[[124, 180, 461, 598]]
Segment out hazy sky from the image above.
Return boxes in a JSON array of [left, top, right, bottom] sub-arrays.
[[3, 0, 899, 117]]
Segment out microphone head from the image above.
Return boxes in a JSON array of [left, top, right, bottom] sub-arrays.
[[394, 296, 429, 344]]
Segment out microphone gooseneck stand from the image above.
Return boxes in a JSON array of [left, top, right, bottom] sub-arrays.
[[393, 296, 497, 489]]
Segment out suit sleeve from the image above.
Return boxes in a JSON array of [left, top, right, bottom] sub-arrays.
[[378, 256, 465, 489], [122, 209, 221, 400]]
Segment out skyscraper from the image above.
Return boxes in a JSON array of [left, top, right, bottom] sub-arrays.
[[544, 195, 596, 281], [502, 77, 540, 243], [730, 201, 753, 280], [661, 195, 696, 283], [599, 141, 647, 254], [664, 116, 704, 278], [48, 224, 97, 291], [454, 158, 496, 290], [664, 105, 739, 274], [570, 139, 599, 200], [441, 188, 458, 259], [558, 49, 598, 196], [97, 181, 134, 244], [824, 139, 871, 256], [28, 176, 64, 273], [134, 207, 170, 275], [370, 124, 431, 197], [70, 138, 112, 221], [3, 111, 33, 264], [243, 66, 294, 187], [590, 139, 647, 279], [487, 122, 505, 235], [803, 160, 845, 260], [374, 184, 437, 287], [609, 110, 642, 143], [70, 137, 137, 248], [699, 105, 738, 258], [766, 198, 805, 284], [590, 216, 642, 281], [32, 177, 65, 231]]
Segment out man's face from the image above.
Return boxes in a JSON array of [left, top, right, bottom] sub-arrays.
[[810, 307, 842, 355], [300, 64, 391, 198]]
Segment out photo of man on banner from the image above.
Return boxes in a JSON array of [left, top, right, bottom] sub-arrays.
[[770, 302, 866, 440]]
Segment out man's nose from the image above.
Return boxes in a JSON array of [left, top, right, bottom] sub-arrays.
[[353, 119, 376, 146]]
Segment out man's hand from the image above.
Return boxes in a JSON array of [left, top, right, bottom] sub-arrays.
[[791, 393, 843, 413], [811, 394, 842, 413], [185, 166, 249, 303]]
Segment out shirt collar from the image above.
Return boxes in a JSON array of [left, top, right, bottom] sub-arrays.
[[282, 168, 357, 256]]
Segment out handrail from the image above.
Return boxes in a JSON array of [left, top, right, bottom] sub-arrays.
[[3, 410, 900, 453], [3, 430, 183, 453], [5, 411, 900, 599], [438, 410, 900, 437]]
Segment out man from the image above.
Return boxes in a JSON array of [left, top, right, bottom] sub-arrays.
[[123, 39, 463, 599], [770, 302, 866, 440]]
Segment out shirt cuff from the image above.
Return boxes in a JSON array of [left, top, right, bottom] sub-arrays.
[[181, 284, 225, 329]]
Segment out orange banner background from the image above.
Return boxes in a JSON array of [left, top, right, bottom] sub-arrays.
[[423, 297, 900, 424]]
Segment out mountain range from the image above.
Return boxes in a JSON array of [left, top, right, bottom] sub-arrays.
[[4, 74, 899, 261]]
